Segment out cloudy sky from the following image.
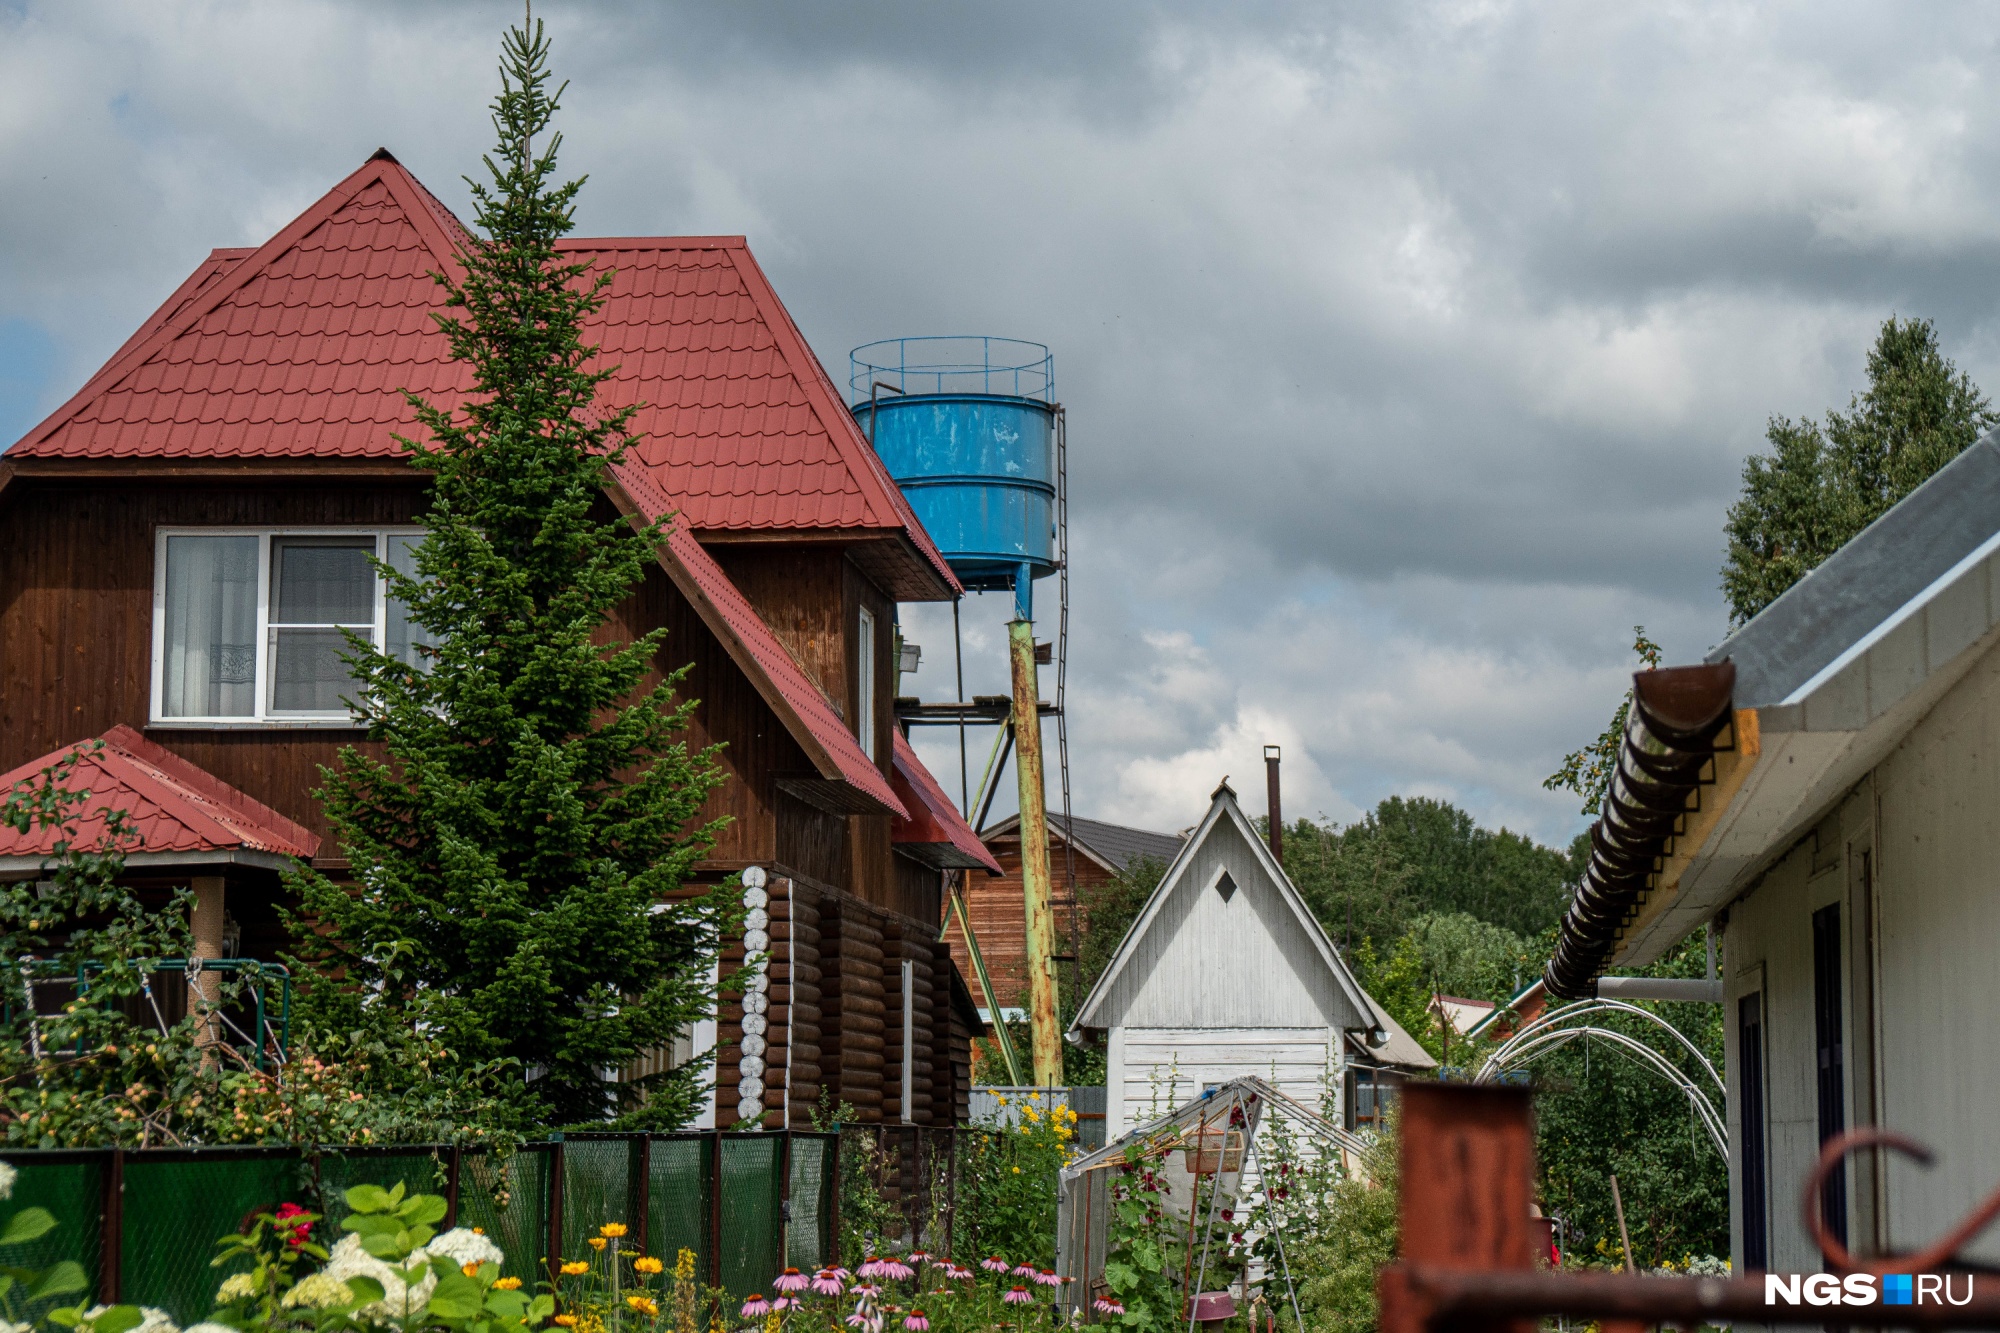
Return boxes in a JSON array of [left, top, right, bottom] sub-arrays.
[[6, 1, 2000, 846]]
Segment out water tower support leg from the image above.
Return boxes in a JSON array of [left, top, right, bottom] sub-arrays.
[[1009, 616, 1063, 1087]]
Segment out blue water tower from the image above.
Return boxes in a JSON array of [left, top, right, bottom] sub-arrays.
[[850, 337, 1057, 621]]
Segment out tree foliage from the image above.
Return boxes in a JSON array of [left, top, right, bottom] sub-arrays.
[[288, 19, 729, 1127], [1544, 626, 1661, 817], [1283, 798, 1575, 944], [1722, 315, 1998, 626], [1532, 934, 1728, 1266]]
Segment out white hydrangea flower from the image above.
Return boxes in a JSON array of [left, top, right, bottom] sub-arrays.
[[320, 1234, 439, 1319], [215, 1274, 258, 1302], [84, 1308, 176, 1333], [426, 1227, 504, 1270], [0, 1320, 33, 1333], [282, 1273, 356, 1309], [186, 1324, 238, 1333], [0, 1162, 17, 1201]]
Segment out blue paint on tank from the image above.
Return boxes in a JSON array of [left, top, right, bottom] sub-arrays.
[[854, 393, 1056, 594]]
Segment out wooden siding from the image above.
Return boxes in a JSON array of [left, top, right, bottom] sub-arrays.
[[1091, 813, 1366, 1032], [1109, 1026, 1339, 1137], [0, 476, 973, 1126], [0, 480, 427, 842], [942, 834, 1095, 1009]]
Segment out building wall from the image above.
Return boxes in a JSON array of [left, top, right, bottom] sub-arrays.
[[1723, 634, 2000, 1270], [0, 476, 972, 1127], [943, 834, 1099, 1009], [1107, 1025, 1342, 1138]]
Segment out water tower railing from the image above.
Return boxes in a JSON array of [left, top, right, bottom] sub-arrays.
[[849, 335, 1054, 403]]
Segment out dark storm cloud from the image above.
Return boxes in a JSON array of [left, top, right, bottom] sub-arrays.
[[7, 0, 2000, 838]]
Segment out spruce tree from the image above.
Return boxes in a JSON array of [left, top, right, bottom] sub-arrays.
[[290, 18, 728, 1126], [1722, 316, 1997, 625]]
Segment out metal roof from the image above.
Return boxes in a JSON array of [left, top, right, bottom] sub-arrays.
[[1608, 426, 2000, 966], [980, 812, 1184, 874], [1707, 429, 2000, 706], [0, 725, 319, 867], [890, 729, 1003, 874], [4, 150, 958, 602]]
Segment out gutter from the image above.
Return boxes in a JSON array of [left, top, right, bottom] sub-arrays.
[[1544, 663, 1735, 1000]]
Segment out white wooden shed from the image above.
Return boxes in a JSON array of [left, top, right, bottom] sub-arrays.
[[1069, 780, 1433, 1137]]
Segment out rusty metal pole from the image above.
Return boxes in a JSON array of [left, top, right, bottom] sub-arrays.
[[1009, 613, 1063, 1088], [1378, 1083, 1538, 1333], [1263, 746, 1283, 866]]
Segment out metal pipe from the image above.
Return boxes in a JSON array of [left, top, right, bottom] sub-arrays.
[[1592, 976, 1723, 1003], [1010, 618, 1062, 1086], [1264, 745, 1283, 865]]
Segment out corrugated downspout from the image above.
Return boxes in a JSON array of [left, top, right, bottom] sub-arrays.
[[1545, 662, 1735, 1000]]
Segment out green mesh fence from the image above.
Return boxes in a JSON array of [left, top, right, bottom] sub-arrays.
[[718, 1136, 782, 1297], [786, 1136, 834, 1270], [6, 1153, 102, 1324], [458, 1146, 554, 1282], [120, 1150, 303, 1325], [646, 1135, 711, 1277], [561, 1138, 643, 1259], [0, 1132, 839, 1320]]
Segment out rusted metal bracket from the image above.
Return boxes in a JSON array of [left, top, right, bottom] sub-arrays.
[[1378, 1083, 2000, 1332]]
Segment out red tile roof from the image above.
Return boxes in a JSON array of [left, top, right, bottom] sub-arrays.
[[890, 729, 1003, 874], [611, 466, 906, 820], [0, 725, 319, 862], [7, 151, 955, 596]]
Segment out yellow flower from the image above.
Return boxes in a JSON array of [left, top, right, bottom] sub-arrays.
[[995, 1095, 1009, 1106], [463, 1263, 482, 1277], [676, 1249, 698, 1281], [473, 1227, 487, 1235], [628, 1296, 660, 1316], [562, 1261, 591, 1276], [634, 1257, 665, 1275], [554, 1318, 578, 1328], [764, 1313, 781, 1333], [589, 1237, 608, 1251], [601, 1223, 629, 1239], [1012, 1166, 1022, 1174], [494, 1277, 523, 1291]]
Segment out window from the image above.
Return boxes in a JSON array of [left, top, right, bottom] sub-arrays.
[[1738, 992, 1769, 1270], [1344, 1066, 1399, 1130], [856, 604, 878, 761], [1812, 903, 1848, 1247], [153, 529, 430, 724]]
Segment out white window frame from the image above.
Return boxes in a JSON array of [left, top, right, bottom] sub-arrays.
[[856, 604, 878, 761], [150, 526, 426, 728]]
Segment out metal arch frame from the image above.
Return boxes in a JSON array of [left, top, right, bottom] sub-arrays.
[[1473, 1000, 1727, 1157], [1481, 999, 1723, 1095]]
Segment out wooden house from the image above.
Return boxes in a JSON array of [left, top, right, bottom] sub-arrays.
[[1545, 426, 2000, 1270], [943, 813, 1183, 1018], [0, 148, 998, 1128], [1068, 781, 1432, 1137]]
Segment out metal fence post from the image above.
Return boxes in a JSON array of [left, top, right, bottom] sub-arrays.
[[548, 1136, 566, 1284], [710, 1131, 724, 1288], [635, 1135, 652, 1260], [777, 1130, 792, 1272], [827, 1125, 842, 1268], [445, 1144, 463, 1229], [99, 1146, 123, 1305]]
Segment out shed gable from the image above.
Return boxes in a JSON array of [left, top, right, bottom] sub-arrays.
[[1079, 792, 1371, 1033]]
